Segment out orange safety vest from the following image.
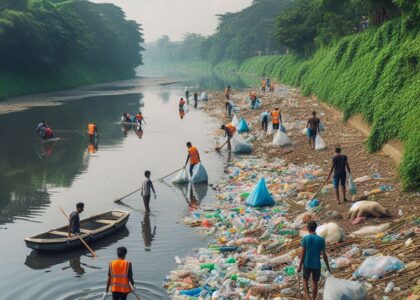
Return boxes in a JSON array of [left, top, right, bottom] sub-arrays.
[[226, 123, 236, 136], [88, 124, 96, 135], [135, 114, 143, 121], [188, 146, 200, 164], [261, 80, 266, 87], [271, 110, 280, 124], [109, 259, 131, 293]]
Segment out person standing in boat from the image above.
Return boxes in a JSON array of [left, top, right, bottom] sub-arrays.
[[104, 247, 136, 300], [141, 170, 156, 213], [68, 202, 84, 238]]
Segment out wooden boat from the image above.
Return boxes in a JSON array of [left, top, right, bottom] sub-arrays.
[[25, 210, 129, 251], [120, 121, 139, 126]]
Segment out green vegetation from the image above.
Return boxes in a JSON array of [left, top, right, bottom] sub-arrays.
[[0, 0, 143, 99]]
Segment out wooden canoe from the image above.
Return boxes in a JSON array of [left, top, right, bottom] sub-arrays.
[[24, 210, 129, 251]]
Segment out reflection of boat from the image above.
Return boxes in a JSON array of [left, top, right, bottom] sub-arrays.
[[24, 210, 129, 251], [25, 227, 129, 270]]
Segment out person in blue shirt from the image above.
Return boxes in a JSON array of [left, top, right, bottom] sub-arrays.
[[298, 221, 331, 300]]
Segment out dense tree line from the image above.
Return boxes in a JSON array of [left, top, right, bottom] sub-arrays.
[[0, 0, 143, 77]]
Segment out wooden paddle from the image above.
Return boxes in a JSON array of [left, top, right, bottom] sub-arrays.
[[130, 283, 142, 300], [113, 167, 183, 203], [59, 206, 97, 257]]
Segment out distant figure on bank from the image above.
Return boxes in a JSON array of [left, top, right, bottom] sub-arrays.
[[261, 111, 269, 132], [185, 142, 201, 176], [249, 91, 257, 109], [261, 78, 266, 92], [122, 113, 132, 123], [193, 92, 198, 108], [141, 170, 156, 213], [179, 98, 186, 112], [327, 147, 352, 204], [224, 85, 231, 100], [104, 246, 136, 300], [184, 87, 190, 104], [360, 16, 369, 31], [270, 108, 282, 130], [42, 126, 55, 140], [298, 221, 331, 300], [266, 78, 270, 90], [306, 111, 320, 150], [269, 82, 275, 92], [225, 101, 234, 118], [220, 123, 236, 152], [68, 202, 84, 238], [35, 120, 47, 138], [87, 123, 98, 143]]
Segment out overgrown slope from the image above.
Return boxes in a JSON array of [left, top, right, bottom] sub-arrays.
[[226, 20, 419, 190]]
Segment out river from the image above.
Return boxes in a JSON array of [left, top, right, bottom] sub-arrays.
[[0, 74, 255, 300]]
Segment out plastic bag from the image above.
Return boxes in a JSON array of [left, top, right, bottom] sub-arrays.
[[200, 92, 208, 101], [232, 114, 239, 128], [273, 130, 292, 146], [184, 103, 190, 113], [315, 134, 326, 150], [351, 223, 390, 236], [233, 106, 240, 113], [316, 222, 345, 245], [323, 274, 367, 300], [190, 163, 208, 183], [280, 124, 286, 133], [232, 135, 252, 154], [172, 168, 189, 184], [302, 128, 308, 135], [353, 256, 405, 279], [237, 118, 250, 133], [267, 122, 273, 135], [348, 175, 357, 195]]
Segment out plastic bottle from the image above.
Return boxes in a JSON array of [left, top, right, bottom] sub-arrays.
[[384, 282, 394, 294], [344, 246, 359, 258], [200, 263, 215, 271]]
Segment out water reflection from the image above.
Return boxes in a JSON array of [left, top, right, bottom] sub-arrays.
[[141, 213, 156, 251]]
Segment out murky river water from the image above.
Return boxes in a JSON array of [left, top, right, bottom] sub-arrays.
[[0, 74, 255, 300]]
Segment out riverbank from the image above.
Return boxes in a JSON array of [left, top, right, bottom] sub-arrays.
[[164, 84, 419, 299]]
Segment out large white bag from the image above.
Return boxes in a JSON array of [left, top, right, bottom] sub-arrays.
[[323, 274, 367, 300], [232, 135, 252, 154], [172, 168, 189, 184], [190, 163, 208, 183], [273, 130, 292, 146], [232, 114, 239, 128], [315, 134, 326, 150], [266, 122, 273, 135], [316, 222, 345, 245]]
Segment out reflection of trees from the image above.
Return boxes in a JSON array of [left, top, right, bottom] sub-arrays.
[[184, 72, 257, 91], [0, 93, 143, 225]]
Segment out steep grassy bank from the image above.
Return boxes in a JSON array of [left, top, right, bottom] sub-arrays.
[[219, 21, 420, 190]]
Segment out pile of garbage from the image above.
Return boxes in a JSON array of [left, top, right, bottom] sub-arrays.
[[164, 156, 419, 299]]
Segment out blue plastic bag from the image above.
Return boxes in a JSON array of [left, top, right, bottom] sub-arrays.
[[348, 175, 357, 195], [237, 117, 250, 133], [190, 163, 208, 183], [246, 178, 275, 207]]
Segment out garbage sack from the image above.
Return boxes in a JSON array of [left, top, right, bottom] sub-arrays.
[[302, 128, 308, 135], [273, 130, 292, 146], [200, 91, 208, 101], [316, 222, 345, 245], [172, 168, 189, 184], [232, 114, 239, 128], [280, 124, 286, 133], [353, 256, 405, 279], [348, 174, 357, 195], [233, 106, 240, 113], [190, 163, 208, 183], [232, 135, 253, 154], [237, 117, 250, 133], [245, 178, 275, 207], [351, 223, 390, 236], [319, 123, 325, 131], [324, 274, 367, 300], [184, 103, 190, 113], [315, 134, 326, 150], [267, 122, 273, 135], [347, 201, 391, 220]]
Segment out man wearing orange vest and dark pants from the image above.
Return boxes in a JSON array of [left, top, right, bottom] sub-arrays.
[[220, 123, 236, 152], [185, 142, 201, 176], [270, 108, 282, 130], [104, 247, 136, 300], [88, 123, 97, 143]]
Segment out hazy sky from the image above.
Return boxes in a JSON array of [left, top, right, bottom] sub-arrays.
[[91, 0, 252, 42]]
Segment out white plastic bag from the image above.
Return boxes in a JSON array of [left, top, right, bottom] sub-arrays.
[[266, 122, 273, 135], [184, 103, 190, 113], [232, 114, 239, 128], [172, 168, 189, 184], [315, 134, 326, 150], [353, 256, 405, 279], [323, 274, 367, 300], [273, 130, 292, 146], [190, 163, 208, 183], [351, 223, 390, 236], [316, 222, 345, 245], [348, 174, 357, 195], [231, 135, 252, 154], [302, 128, 308, 135]]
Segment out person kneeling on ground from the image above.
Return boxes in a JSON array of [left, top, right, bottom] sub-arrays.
[[298, 220, 331, 300], [327, 147, 352, 204], [141, 170, 156, 213], [104, 247, 136, 300]]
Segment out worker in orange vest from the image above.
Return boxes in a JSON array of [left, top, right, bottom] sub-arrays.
[[87, 123, 97, 143], [134, 112, 145, 127], [220, 123, 236, 152], [270, 108, 282, 130], [104, 247, 136, 300], [261, 78, 266, 92], [185, 142, 201, 176]]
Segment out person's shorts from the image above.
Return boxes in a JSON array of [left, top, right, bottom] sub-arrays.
[[333, 173, 347, 188], [303, 267, 321, 281], [307, 128, 316, 138]]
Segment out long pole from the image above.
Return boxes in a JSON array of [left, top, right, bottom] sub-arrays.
[[59, 206, 97, 257], [310, 178, 329, 201], [130, 283, 142, 300], [113, 167, 183, 203]]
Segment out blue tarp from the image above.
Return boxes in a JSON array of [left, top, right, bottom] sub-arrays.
[[246, 178, 275, 207], [237, 117, 250, 133]]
